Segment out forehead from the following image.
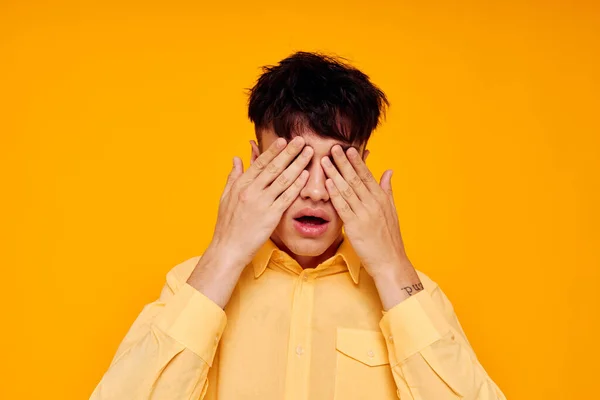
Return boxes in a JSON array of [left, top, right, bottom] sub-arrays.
[[261, 127, 361, 151]]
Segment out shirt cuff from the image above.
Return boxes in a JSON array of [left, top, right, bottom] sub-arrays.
[[153, 282, 227, 367], [379, 289, 451, 366]]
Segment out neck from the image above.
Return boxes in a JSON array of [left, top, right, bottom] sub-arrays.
[[271, 233, 344, 269]]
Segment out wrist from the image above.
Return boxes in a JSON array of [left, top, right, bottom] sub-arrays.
[[372, 260, 422, 311], [205, 241, 247, 271], [370, 257, 414, 284], [186, 244, 247, 309]]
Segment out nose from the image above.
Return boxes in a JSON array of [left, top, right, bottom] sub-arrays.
[[300, 160, 330, 202]]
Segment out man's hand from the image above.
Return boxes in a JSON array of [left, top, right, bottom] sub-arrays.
[[187, 136, 312, 308], [321, 145, 423, 310]]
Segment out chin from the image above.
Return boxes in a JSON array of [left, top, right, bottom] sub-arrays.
[[273, 220, 342, 256]]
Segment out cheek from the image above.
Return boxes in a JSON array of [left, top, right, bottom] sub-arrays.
[[330, 211, 342, 223]]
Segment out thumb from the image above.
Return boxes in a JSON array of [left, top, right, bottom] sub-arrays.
[[223, 157, 244, 196], [233, 156, 244, 177], [380, 169, 394, 197]]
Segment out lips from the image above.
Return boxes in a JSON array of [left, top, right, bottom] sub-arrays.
[[292, 207, 331, 223], [292, 207, 331, 237]]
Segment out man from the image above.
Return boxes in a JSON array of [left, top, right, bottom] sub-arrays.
[[91, 52, 506, 399]]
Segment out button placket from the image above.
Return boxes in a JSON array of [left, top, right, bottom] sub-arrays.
[[283, 269, 316, 400]]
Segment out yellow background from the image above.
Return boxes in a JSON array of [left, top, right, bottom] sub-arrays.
[[1, 1, 598, 399]]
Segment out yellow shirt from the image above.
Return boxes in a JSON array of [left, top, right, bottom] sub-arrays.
[[90, 232, 506, 399]]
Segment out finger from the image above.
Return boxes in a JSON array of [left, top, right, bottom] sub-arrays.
[[272, 170, 309, 213], [325, 178, 356, 222], [380, 169, 394, 199], [254, 136, 306, 189], [264, 145, 313, 200], [243, 137, 287, 181], [321, 155, 364, 213], [234, 156, 244, 175], [346, 147, 381, 194], [222, 156, 243, 200], [380, 169, 397, 218], [330, 145, 372, 203], [380, 169, 402, 248]]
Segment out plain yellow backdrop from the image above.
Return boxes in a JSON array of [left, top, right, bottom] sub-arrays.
[[1, 0, 598, 399]]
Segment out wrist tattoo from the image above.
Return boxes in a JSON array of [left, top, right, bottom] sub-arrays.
[[401, 282, 424, 296]]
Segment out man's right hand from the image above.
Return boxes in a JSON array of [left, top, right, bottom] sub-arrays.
[[187, 136, 312, 308]]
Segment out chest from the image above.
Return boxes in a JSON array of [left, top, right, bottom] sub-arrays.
[[204, 268, 399, 400]]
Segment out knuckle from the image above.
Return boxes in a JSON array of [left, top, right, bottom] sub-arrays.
[[348, 174, 362, 187], [341, 202, 351, 213], [270, 146, 281, 157], [254, 158, 266, 170], [267, 162, 279, 174], [279, 191, 290, 203], [276, 174, 290, 187], [361, 172, 374, 183], [342, 187, 354, 198], [285, 145, 297, 156]]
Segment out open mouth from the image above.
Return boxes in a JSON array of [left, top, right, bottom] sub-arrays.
[[293, 214, 330, 237], [294, 216, 328, 225]]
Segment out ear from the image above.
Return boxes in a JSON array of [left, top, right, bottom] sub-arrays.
[[250, 140, 260, 164], [362, 149, 370, 163]]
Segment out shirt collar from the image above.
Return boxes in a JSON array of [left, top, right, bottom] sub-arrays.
[[251, 231, 362, 284]]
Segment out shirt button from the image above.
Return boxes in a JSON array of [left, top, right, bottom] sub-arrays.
[[296, 345, 304, 355], [388, 335, 394, 343], [367, 350, 374, 358], [302, 275, 308, 282]]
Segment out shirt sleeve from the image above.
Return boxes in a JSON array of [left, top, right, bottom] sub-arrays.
[[379, 283, 507, 400], [90, 256, 227, 400]]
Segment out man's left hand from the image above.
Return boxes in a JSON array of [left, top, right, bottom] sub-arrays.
[[321, 145, 423, 308]]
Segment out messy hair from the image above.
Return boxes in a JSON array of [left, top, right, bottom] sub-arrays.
[[247, 51, 389, 149]]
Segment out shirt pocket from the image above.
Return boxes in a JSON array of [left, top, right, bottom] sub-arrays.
[[333, 327, 398, 400]]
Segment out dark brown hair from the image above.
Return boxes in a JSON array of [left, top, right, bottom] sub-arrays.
[[247, 51, 389, 149]]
